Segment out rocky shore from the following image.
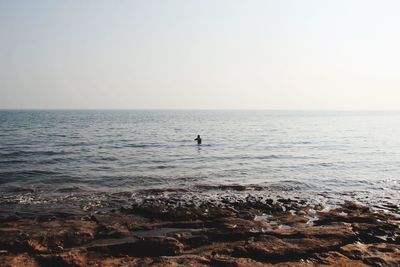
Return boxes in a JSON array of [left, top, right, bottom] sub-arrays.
[[0, 186, 399, 266]]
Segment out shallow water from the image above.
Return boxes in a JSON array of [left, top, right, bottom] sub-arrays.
[[0, 110, 399, 211]]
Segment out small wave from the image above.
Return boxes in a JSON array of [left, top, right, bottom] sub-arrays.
[[0, 170, 60, 177], [4, 186, 35, 193], [0, 159, 27, 164], [0, 170, 59, 177], [268, 180, 313, 191], [305, 162, 335, 167], [195, 184, 266, 191], [97, 156, 119, 161], [54, 185, 91, 193], [0, 170, 61, 184], [57, 142, 92, 147], [155, 165, 173, 169], [289, 141, 312, 145], [237, 155, 280, 160], [0, 150, 68, 157], [125, 144, 151, 148]]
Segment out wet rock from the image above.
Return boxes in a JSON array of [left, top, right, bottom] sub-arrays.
[[94, 224, 127, 239], [340, 242, 400, 267], [27, 239, 49, 253], [0, 193, 398, 266], [342, 201, 371, 213], [312, 251, 369, 266], [194, 184, 261, 191], [88, 236, 184, 257], [56, 229, 94, 248], [175, 232, 210, 249], [211, 255, 268, 267], [35, 254, 71, 267], [149, 255, 210, 267], [242, 235, 349, 263], [0, 253, 39, 267]]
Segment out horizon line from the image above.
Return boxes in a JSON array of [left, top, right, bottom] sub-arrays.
[[1, 108, 400, 112]]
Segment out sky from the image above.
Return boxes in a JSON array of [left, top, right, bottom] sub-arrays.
[[1, 0, 400, 110]]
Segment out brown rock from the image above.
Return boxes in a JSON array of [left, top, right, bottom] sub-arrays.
[[0, 195, 398, 266], [88, 236, 184, 257], [211, 255, 270, 267], [313, 251, 369, 266], [243, 235, 350, 263], [0, 253, 39, 267], [340, 242, 400, 267]]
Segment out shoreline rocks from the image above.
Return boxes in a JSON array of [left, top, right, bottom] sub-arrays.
[[0, 190, 399, 266]]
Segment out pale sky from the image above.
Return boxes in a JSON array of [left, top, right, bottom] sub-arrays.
[[1, 0, 400, 109]]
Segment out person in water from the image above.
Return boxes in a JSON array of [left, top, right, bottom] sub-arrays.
[[194, 135, 202, 145]]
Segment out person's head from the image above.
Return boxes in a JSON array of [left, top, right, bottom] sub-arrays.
[[197, 135, 200, 138]]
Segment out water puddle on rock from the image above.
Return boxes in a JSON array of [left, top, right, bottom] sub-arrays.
[[131, 227, 195, 237]]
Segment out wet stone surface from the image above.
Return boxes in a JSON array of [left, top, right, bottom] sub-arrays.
[[0, 188, 399, 266]]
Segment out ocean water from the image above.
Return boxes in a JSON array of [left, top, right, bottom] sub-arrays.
[[0, 110, 399, 212]]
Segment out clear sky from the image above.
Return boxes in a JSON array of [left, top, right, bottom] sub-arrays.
[[1, 0, 400, 109]]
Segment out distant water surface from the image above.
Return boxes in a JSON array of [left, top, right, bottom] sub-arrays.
[[0, 110, 399, 210]]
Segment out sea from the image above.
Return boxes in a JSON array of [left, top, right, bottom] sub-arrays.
[[0, 110, 399, 215]]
